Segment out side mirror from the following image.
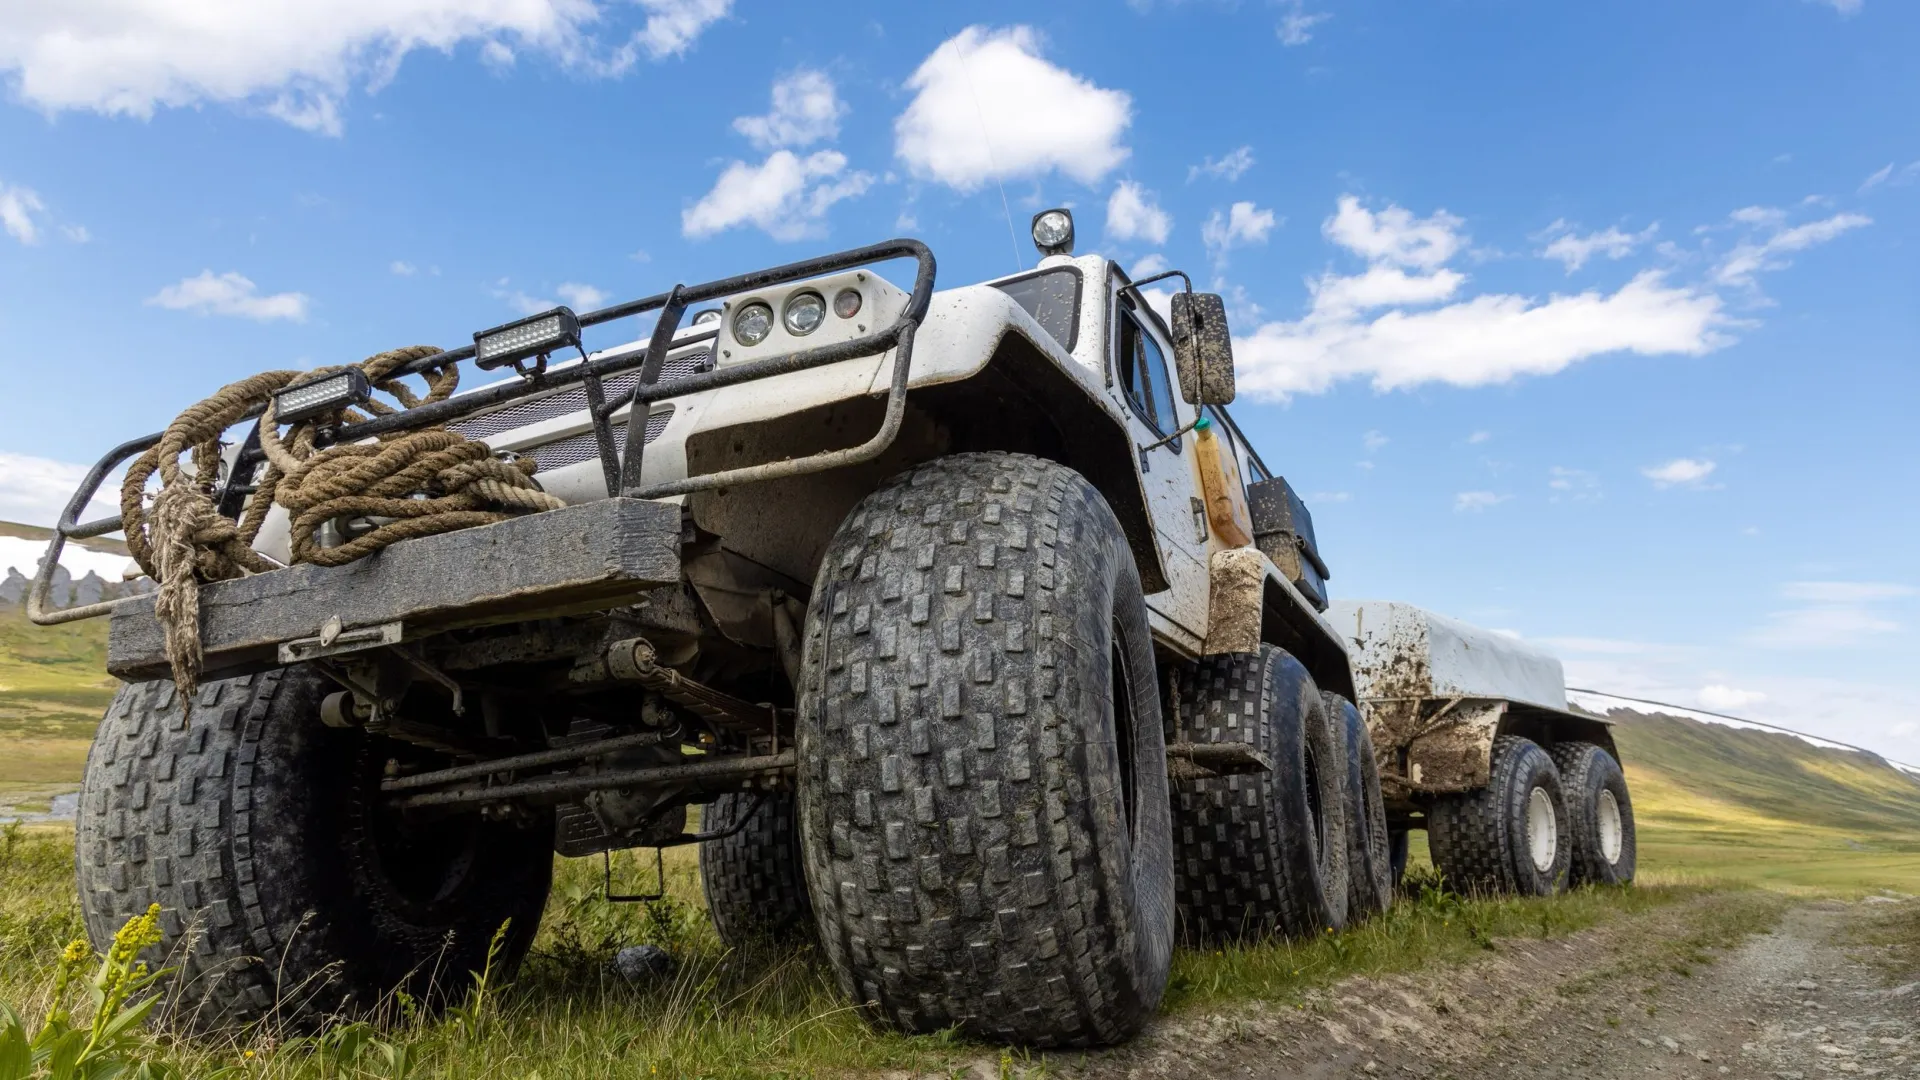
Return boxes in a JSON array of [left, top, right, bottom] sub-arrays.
[[1169, 291, 1236, 405]]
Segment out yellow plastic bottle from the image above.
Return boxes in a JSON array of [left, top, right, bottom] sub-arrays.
[[1194, 416, 1254, 548]]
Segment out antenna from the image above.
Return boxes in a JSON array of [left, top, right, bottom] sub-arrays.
[[958, 50, 1023, 273]]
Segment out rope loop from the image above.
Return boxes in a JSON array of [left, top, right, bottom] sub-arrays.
[[121, 346, 565, 699]]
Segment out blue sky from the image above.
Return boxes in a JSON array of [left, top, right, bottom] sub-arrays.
[[0, 0, 1915, 760]]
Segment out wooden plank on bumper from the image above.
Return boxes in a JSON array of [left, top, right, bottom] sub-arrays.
[[107, 498, 681, 681]]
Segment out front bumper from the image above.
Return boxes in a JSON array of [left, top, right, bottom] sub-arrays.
[[106, 497, 681, 681]]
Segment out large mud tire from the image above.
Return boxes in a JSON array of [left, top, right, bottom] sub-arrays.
[[1550, 742, 1637, 887], [1428, 735, 1570, 896], [797, 452, 1174, 1048], [699, 791, 816, 945], [1171, 646, 1349, 943], [1329, 693, 1393, 918], [75, 670, 554, 1029]]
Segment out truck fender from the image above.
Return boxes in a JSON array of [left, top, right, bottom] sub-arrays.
[[1202, 547, 1357, 701]]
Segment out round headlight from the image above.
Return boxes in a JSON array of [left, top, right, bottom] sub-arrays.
[[691, 308, 722, 325], [732, 301, 773, 346], [833, 288, 863, 319], [783, 291, 826, 336], [1032, 209, 1073, 252]]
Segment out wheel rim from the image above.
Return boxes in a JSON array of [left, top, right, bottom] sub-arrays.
[[1525, 786, 1558, 874], [1597, 788, 1624, 864]]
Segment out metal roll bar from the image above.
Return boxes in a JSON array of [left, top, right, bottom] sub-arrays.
[[29, 238, 937, 627]]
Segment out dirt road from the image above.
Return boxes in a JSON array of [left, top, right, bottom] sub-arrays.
[[1047, 893, 1917, 1079]]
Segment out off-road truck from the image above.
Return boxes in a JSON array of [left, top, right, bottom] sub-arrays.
[[31, 209, 1634, 1048]]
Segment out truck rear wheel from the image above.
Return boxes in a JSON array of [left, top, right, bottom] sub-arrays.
[[1171, 645, 1349, 943], [1550, 742, 1636, 887], [699, 791, 816, 945], [796, 452, 1174, 1048], [1329, 693, 1393, 918], [75, 669, 554, 1029], [1427, 735, 1570, 896]]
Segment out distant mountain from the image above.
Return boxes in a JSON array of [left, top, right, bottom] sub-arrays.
[[1595, 705, 1920, 890]]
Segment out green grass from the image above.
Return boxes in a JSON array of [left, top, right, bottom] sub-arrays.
[[1, 564, 1915, 1072], [0, 826, 1717, 1080]]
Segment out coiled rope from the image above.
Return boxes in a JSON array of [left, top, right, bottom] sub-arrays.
[[122, 346, 565, 699]]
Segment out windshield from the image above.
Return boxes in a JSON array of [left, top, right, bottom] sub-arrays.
[[991, 268, 1081, 351]]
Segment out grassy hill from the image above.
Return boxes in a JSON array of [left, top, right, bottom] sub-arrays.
[[1605, 707, 1920, 893]]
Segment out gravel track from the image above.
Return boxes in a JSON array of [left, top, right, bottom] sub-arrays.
[[967, 892, 1918, 1079]]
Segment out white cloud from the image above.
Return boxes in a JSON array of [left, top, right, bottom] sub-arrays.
[[1547, 466, 1601, 502], [146, 270, 310, 321], [1809, 0, 1863, 14], [1324, 195, 1464, 269], [0, 452, 125, 532], [1233, 194, 1731, 400], [1537, 220, 1659, 272], [1188, 145, 1254, 183], [1276, 0, 1331, 45], [1306, 264, 1466, 316], [1712, 209, 1871, 289], [0, 183, 46, 244], [0, 0, 728, 136], [556, 282, 607, 309], [628, 0, 730, 60], [1467, 430, 1491, 444], [1238, 270, 1726, 399], [1642, 457, 1716, 488], [390, 260, 417, 275], [1132, 253, 1170, 278], [1105, 181, 1171, 245], [1202, 201, 1277, 257], [1860, 163, 1894, 192], [683, 149, 873, 241], [893, 25, 1130, 192], [1697, 684, 1767, 710], [1454, 491, 1509, 512], [1748, 581, 1913, 649], [1780, 581, 1917, 604], [61, 224, 90, 243], [733, 68, 844, 151], [1362, 429, 1388, 452]]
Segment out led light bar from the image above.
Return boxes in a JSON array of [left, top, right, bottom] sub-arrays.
[[473, 307, 582, 370], [273, 369, 372, 425]]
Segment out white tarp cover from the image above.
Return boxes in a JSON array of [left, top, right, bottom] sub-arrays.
[[1327, 599, 1569, 711]]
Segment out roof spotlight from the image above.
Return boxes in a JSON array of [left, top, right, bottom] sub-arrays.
[[473, 307, 582, 371], [1031, 208, 1075, 257]]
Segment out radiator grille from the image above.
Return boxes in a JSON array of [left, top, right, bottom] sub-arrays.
[[525, 406, 674, 471], [449, 350, 710, 442]]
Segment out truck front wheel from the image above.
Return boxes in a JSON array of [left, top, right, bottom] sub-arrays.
[[797, 452, 1175, 1048], [75, 669, 554, 1029]]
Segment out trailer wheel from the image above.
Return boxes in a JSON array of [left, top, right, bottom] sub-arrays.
[[1550, 742, 1636, 887], [699, 791, 816, 945], [796, 452, 1174, 1048], [1427, 735, 1570, 896], [1171, 646, 1349, 943], [75, 669, 553, 1029], [1328, 694, 1393, 918]]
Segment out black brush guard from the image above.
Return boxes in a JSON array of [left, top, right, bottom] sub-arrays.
[[30, 239, 937, 632]]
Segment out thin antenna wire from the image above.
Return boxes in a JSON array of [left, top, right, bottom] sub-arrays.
[[958, 51, 1023, 272], [1567, 686, 1920, 774]]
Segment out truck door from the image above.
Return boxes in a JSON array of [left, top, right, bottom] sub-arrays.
[[1111, 295, 1210, 645]]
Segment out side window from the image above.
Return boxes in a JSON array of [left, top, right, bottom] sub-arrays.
[[1117, 308, 1180, 442]]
